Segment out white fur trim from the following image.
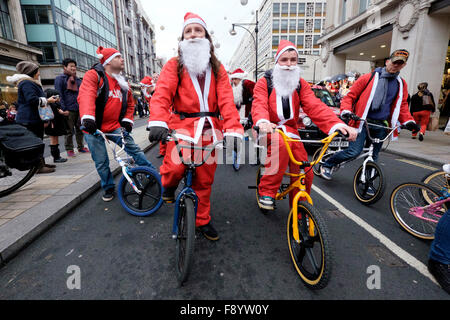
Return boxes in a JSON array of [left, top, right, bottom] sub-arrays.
[[255, 119, 270, 127], [81, 115, 96, 122], [148, 121, 168, 129], [275, 45, 297, 63], [328, 123, 346, 135], [6, 74, 31, 84], [223, 132, 244, 140], [102, 52, 121, 66], [122, 118, 134, 125], [231, 72, 246, 79], [183, 18, 207, 31]]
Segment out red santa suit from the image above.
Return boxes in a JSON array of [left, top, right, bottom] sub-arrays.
[[252, 40, 346, 203], [230, 68, 256, 117], [148, 57, 243, 226], [339, 71, 415, 137]]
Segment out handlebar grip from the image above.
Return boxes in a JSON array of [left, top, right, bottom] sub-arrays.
[[253, 125, 260, 133]]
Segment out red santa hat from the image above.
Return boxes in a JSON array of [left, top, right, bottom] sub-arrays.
[[230, 68, 246, 80], [139, 76, 154, 87], [96, 46, 121, 67], [183, 12, 207, 32], [274, 40, 298, 63]]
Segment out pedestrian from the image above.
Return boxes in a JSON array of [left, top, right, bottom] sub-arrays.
[[410, 82, 435, 141], [320, 49, 421, 181], [252, 39, 357, 211], [44, 88, 68, 163], [147, 12, 243, 241], [54, 58, 89, 158], [78, 46, 155, 202], [0, 101, 8, 125], [6, 102, 17, 123], [6, 61, 58, 173]]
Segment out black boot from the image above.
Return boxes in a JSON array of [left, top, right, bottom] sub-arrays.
[[50, 144, 67, 163], [37, 158, 55, 174]]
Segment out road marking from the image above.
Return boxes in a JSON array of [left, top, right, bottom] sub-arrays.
[[312, 184, 438, 286], [396, 159, 437, 171]]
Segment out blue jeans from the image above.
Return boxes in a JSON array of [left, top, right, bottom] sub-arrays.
[[84, 128, 154, 191], [322, 124, 387, 169], [430, 209, 450, 265]]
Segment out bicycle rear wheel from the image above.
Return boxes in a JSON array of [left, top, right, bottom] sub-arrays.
[[287, 201, 332, 290], [422, 170, 448, 195], [390, 182, 446, 240], [175, 196, 196, 285], [0, 160, 39, 198], [118, 166, 163, 216], [353, 161, 385, 205]]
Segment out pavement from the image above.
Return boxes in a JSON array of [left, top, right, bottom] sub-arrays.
[[0, 124, 448, 266]]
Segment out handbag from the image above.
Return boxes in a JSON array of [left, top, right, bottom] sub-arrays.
[[38, 104, 54, 121]]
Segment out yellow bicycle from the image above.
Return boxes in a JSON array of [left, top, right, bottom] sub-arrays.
[[251, 128, 340, 289]]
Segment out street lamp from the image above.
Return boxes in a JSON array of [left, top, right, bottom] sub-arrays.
[[229, 10, 259, 81]]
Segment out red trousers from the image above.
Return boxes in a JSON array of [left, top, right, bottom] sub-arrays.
[[258, 132, 313, 206], [412, 110, 431, 135], [160, 135, 217, 227], [159, 141, 167, 156]]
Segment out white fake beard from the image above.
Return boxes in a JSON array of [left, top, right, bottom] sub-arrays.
[[112, 73, 129, 91], [179, 38, 211, 76], [272, 64, 301, 98], [232, 80, 243, 106]]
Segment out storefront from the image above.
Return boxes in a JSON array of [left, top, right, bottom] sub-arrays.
[[0, 62, 18, 104]]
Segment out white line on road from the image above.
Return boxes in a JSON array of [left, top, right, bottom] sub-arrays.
[[312, 185, 438, 286], [395, 159, 438, 171]]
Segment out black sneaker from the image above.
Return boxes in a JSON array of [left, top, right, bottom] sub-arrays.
[[162, 186, 176, 203], [428, 258, 450, 294], [197, 222, 219, 241], [102, 188, 115, 202]]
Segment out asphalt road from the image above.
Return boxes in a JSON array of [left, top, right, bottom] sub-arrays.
[[0, 137, 448, 301]]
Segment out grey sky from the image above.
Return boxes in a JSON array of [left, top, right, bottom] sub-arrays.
[[140, 0, 263, 70]]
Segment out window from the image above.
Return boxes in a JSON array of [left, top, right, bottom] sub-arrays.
[[314, 19, 321, 32], [297, 19, 304, 32], [280, 35, 287, 41], [359, 0, 370, 14], [272, 35, 279, 47], [37, 7, 51, 24], [290, 3, 297, 16], [281, 3, 288, 16], [297, 35, 304, 48], [272, 19, 279, 31], [0, 0, 13, 39], [315, 3, 322, 16], [313, 35, 320, 47], [280, 19, 288, 32], [273, 3, 280, 16], [298, 3, 305, 16], [289, 19, 296, 32], [31, 42, 58, 63], [289, 35, 296, 44], [341, 0, 347, 24], [23, 6, 53, 24]]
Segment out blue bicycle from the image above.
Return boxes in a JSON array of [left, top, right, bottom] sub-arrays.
[[168, 130, 223, 285]]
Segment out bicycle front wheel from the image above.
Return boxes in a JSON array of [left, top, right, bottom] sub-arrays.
[[353, 161, 385, 205], [422, 170, 448, 195], [287, 201, 332, 290], [175, 196, 196, 285], [118, 166, 163, 216], [390, 182, 446, 240], [311, 148, 334, 176]]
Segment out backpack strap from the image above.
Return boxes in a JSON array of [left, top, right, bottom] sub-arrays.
[[351, 71, 376, 110]]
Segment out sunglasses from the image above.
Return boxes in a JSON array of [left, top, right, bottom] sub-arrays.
[[392, 60, 405, 66]]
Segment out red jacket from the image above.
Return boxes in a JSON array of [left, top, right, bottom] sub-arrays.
[[78, 70, 135, 133], [340, 72, 415, 133], [148, 57, 243, 143], [252, 76, 346, 139]]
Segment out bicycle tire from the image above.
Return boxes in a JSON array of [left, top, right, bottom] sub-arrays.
[[175, 196, 196, 285], [232, 150, 240, 171], [390, 182, 446, 240], [353, 161, 385, 205], [287, 201, 332, 290], [422, 170, 448, 196], [0, 164, 39, 198], [118, 166, 163, 216]]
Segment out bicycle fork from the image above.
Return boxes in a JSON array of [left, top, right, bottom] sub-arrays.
[[118, 158, 142, 195], [291, 183, 315, 243]]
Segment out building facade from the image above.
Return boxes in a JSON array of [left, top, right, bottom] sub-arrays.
[[0, 0, 42, 104], [318, 0, 450, 127], [229, 0, 328, 82]]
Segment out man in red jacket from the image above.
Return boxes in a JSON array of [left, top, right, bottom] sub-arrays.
[[252, 40, 357, 211], [78, 46, 154, 202], [320, 49, 420, 181], [147, 12, 243, 240]]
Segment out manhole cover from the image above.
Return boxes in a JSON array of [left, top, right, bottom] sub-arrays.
[[367, 245, 407, 267]]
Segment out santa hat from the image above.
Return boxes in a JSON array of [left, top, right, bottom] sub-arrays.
[[139, 76, 154, 87], [182, 12, 207, 32], [274, 40, 298, 63], [230, 68, 246, 79], [96, 46, 121, 67]]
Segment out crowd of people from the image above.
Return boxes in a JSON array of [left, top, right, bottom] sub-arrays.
[[1, 11, 448, 295]]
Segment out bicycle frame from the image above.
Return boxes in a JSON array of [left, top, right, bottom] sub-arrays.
[[168, 130, 223, 237], [92, 129, 142, 195], [276, 129, 339, 243]]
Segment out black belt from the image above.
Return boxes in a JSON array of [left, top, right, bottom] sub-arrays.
[[174, 110, 220, 120]]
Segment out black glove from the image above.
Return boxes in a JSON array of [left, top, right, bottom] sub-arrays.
[[121, 121, 133, 133], [340, 112, 357, 124], [225, 136, 242, 153], [405, 122, 421, 134], [148, 126, 169, 144], [82, 119, 97, 134]]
